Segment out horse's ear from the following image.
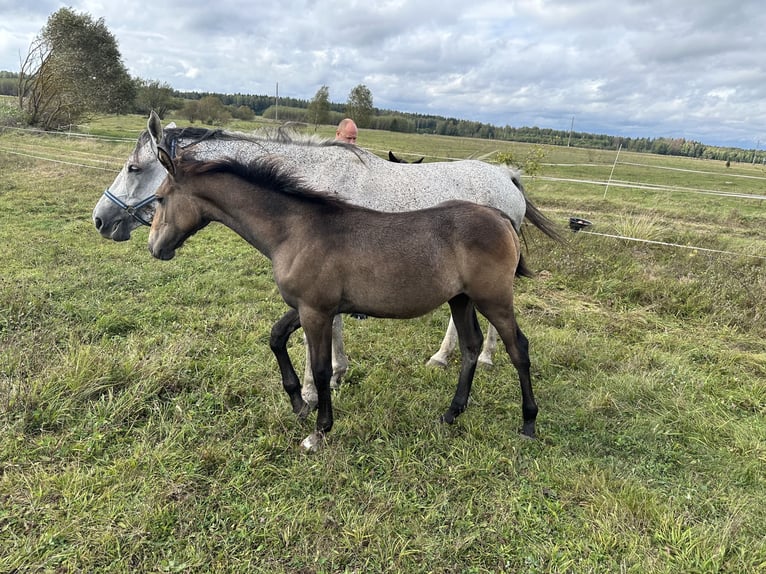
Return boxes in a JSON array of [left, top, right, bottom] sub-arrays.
[[148, 111, 163, 153], [157, 146, 175, 177], [147, 111, 175, 176]]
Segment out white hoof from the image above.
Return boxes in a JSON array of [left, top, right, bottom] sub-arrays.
[[426, 356, 448, 368], [301, 389, 318, 412], [300, 431, 325, 453], [330, 373, 343, 390], [478, 356, 494, 368]]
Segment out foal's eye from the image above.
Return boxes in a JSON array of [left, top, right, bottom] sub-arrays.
[[155, 196, 165, 205], [127, 164, 140, 173]]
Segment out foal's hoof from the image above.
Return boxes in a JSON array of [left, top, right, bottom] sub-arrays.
[[478, 357, 494, 368], [440, 412, 456, 425], [520, 423, 537, 440], [300, 431, 325, 453], [289, 396, 312, 420], [295, 401, 312, 420]]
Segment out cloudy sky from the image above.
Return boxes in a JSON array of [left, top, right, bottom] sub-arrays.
[[1, 0, 765, 148]]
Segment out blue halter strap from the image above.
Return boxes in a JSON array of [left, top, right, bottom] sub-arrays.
[[101, 189, 157, 227], [100, 136, 178, 226]]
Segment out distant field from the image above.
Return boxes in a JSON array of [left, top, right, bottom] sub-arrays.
[[1, 114, 764, 572]]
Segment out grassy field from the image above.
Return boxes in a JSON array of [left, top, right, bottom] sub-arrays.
[[1, 114, 765, 573]]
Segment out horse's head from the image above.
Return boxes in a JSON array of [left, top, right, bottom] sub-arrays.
[[388, 151, 424, 164], [147, 142, 210, 261], [92, 111, 174, 241]]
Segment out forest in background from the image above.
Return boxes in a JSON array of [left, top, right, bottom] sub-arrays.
[[1, 69, 761, 163]]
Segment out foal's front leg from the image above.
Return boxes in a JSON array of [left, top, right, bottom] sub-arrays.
[[300, 310, 336, 452], [302, 314, 348, 408], [269, 309, 310, 418]]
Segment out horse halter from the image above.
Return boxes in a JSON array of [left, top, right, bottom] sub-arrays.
[[100, 136, 179, 227], [101, 189, 157, 227]]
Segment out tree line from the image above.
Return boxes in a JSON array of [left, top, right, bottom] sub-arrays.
[[176, 91, 761, 163], [2, 8, 762, 163]]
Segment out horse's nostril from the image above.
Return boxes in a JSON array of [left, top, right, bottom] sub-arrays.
[[94, 217, 103, 230]]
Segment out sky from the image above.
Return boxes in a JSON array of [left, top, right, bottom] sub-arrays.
[[1, 0, 765, 149]]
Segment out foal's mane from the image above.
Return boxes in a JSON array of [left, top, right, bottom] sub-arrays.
[[175, 154, 350, 208]]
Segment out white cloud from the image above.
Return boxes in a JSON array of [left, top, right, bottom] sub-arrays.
[[1, 0, 766, 147]]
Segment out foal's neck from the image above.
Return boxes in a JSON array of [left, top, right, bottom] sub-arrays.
[[199, 175, 318, 260]]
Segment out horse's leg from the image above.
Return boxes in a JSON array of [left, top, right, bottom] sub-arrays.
[[330, 315, 348, 389], [480, 304, 537, 438], [441, 295, 483, 424], [478, 323, 498, 367], [269, 309, 310, 418], [505, 324, 536, 438], [299, 309, 336, 452], [302, 315, 347, 407], [302, 334, 318, 410], [427, 314, 458, 368]]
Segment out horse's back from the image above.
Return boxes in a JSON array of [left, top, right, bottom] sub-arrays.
[[184, 133, 527, 227], [353, 158, 526, 226], [349, 200, 519, 271], [306, 200, 520, 318]]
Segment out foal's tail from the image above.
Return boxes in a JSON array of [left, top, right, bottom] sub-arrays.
[[516, 252, 534, 279]]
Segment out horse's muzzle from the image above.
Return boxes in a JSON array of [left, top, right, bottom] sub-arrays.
[[148, 244, 176, 261], [94, 218, 132, 241]]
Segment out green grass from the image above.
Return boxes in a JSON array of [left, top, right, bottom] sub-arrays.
[[1, 116, 765, 572]]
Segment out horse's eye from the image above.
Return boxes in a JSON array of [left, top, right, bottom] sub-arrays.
[[155, 196, 165, 205], [127, 164, 140, 173]]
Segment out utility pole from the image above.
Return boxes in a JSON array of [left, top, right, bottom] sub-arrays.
[[275, 82, 279, 121], [567, 116, 574, 147]]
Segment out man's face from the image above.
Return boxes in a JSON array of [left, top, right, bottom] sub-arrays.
[[336, 125, 358, 143]]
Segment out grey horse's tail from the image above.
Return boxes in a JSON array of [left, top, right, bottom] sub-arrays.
[[507, 171, 563, 280], [523, 193, 563, 243], [510, 172, 563, 244], [514, 201, 557, 279]]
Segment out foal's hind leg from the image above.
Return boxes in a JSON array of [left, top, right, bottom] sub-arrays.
[[441, 295, 483, 424], [269, 309, 310, 418], [480, 305, 537, 438]]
